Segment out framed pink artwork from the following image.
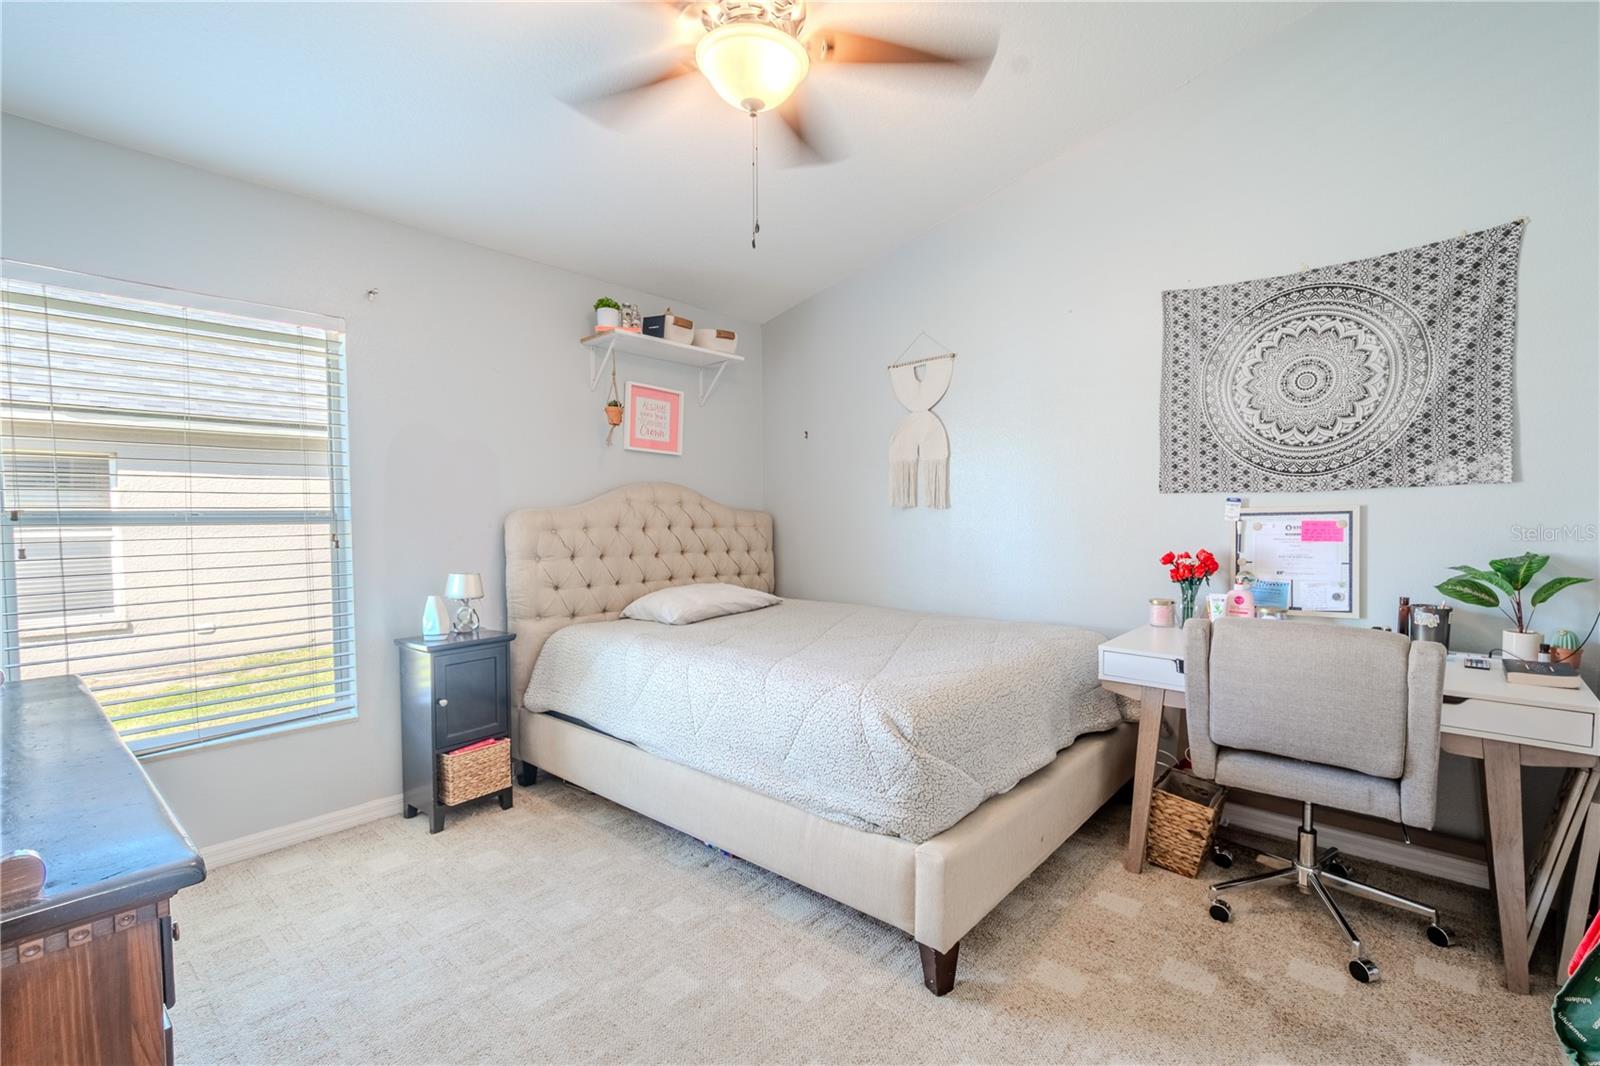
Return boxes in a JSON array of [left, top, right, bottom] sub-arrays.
[[624, 381, 683, 456]]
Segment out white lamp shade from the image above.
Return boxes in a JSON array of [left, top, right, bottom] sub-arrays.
[[695, 21, 809, 114], [444, 572, 484, 600]]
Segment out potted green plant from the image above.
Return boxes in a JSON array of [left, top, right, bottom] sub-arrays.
[[1435, 552, 1592, 661], [594, 296, 621, 332], [604, 398, 624, 427]]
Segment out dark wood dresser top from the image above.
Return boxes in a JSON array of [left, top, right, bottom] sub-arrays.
[[0, 676, 205, 941], [393, 629, 515, 653]]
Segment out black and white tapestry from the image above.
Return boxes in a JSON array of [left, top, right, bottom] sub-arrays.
[[1158, 220, 1525, 494]]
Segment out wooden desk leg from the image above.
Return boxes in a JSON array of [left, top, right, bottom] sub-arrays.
[[1124, 687, 1167, 875], [1483, 740, 1531, 994], [1560, 799, 1600, 983]]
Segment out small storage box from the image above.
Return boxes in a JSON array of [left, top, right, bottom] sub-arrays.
[[1146, 768, 1226, 877], [643, 311, 694, 345], [692, 327, 738, 354], [437, 737, 511, 806]]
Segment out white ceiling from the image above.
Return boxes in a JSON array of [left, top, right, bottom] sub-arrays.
[[1, 2, 1313, 322]]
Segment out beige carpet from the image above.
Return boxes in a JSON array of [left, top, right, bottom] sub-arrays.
[[172, 780, 1557, 1065]]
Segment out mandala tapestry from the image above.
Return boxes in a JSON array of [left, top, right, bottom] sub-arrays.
[[1158, 220, 1525, 493]]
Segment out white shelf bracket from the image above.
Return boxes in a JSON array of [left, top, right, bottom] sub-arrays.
[[587, 337, 616, 391], [697, 360, 729, 406]]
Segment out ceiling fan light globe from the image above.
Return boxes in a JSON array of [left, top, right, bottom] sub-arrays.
[[695, 21, 809, 114]]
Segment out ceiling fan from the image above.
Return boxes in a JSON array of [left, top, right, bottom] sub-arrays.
[[564, 1, 997, 246]]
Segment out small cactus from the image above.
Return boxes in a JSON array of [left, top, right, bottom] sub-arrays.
[[1552, 629, 1582, 651]]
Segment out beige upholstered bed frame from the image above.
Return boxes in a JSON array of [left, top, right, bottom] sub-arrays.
[[504, 482, 1136, 994]]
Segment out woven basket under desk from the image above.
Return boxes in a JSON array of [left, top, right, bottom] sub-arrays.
[[437, 737, 511, 806], [1145, 768, 1226, 878]]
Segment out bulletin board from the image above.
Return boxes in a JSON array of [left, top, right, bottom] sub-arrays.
[[1232, 506, 1363, 618]]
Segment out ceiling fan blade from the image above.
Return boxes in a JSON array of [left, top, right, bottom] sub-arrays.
[[810, 29, 995, 81], [776, 93, 841, 167], [562, 53, 697, 126]]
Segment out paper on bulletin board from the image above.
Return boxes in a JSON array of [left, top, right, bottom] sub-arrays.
[[1238, 512, 1355, 614]]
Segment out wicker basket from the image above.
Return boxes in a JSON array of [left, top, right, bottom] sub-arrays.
[[437, 737, 511, 806], [1145, 767, 1226, 878]]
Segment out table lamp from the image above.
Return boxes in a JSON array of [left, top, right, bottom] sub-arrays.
[[444, 572, 484, 635]]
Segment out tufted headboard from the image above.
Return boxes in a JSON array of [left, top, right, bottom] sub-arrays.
[[503, 482, 775, 702]]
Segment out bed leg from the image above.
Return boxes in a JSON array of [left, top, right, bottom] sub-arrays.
[[515, 760, 538, 787], [917, 941, 959, 996]]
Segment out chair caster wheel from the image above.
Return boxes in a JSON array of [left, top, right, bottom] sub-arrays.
[[1211, 847, 1234, 869], [1426, 923, 1453, 948], [1209, 899, 1232, 923], [1348, 958, 1380, 983], [1324, 859, 1352, 880]]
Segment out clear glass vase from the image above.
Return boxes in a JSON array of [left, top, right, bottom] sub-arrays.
[[1179, 584, 1199, 625]]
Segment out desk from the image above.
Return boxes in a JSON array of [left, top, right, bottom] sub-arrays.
[[1099, 624, 1600, 995]]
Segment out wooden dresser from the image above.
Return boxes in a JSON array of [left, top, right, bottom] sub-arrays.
[[1, 676, 206, 1066]]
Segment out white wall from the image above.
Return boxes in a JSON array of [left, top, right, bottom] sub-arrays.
[[761, 3, 1599, 838], [0, 115, 765, 847]]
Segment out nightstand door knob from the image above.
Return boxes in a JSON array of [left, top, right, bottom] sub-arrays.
[[437, 698, 449, 708]]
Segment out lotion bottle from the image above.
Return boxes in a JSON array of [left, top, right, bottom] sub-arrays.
[[1225, 581, 1255, 619]]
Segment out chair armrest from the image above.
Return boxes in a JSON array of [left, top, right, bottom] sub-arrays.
[[1184, 618, 1217, 778], [1400, 640, 1446, 830]]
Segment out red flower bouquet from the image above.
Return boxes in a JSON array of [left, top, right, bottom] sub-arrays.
[[1160, 548, 1220, 623]]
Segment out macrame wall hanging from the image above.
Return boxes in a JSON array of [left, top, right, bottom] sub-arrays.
[[887, 333, 955, 509]]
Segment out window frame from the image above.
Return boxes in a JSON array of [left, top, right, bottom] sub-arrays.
[[0, 262, 357, 756]]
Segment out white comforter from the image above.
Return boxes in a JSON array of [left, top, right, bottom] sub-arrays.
[[524, 599, 1129, 843]]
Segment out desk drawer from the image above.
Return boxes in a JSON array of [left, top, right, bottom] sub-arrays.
[[1444, 697, 1595, 751], [1099, 648, 1184, 691]]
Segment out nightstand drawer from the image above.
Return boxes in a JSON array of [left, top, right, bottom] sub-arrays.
[[1099, 648, 1184, 691]]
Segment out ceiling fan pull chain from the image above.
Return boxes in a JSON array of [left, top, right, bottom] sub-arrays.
[[750, 110, 760, 249]]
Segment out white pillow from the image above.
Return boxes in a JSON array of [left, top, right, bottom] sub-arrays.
[[621, 582, 780, 625]]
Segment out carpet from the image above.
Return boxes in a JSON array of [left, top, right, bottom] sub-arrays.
[[171, 780, 1555, 1064]]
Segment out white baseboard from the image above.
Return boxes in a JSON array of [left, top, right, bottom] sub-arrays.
[[1221, 804, 1489, 890], [202, 793, 402, 869]]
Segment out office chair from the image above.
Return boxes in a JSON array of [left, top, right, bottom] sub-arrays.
[[1184, 617, 1453, 983]]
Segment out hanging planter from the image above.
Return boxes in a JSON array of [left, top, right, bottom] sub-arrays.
[[604, 360, 624, 446]]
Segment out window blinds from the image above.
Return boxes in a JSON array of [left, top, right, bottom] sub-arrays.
[[0, 263, 356, 754]]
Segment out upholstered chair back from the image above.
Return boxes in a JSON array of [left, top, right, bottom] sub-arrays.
[[1184, 617, 1446, 829]]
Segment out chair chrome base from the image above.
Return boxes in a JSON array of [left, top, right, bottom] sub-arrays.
[[1206, 803, 1453, 983]]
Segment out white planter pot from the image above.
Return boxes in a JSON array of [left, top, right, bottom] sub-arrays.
[[1502, 629, 1544, 662], [595, 307, 621, 332]]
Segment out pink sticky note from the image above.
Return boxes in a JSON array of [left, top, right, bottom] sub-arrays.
[[1301, 519, 1344, 543]]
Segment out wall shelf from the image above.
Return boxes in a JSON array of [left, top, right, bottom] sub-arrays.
[[580, 330, 744, 406]]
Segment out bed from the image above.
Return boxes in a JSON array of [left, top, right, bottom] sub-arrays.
[[505, 483, 1137, 994]]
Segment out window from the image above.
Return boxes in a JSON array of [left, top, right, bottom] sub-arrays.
[[8, 451, 124, 631], [1, 263, 356, 755]]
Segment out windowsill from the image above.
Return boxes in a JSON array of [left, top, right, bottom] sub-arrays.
[[133, 707, 358, 762]]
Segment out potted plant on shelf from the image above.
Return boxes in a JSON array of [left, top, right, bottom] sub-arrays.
[[594, 297, 621, 332], [1435, 552, 1592, 661], [1160, 548, 1220, 625]]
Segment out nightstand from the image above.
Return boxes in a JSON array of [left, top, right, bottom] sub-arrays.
[[395, 629, 517, 833]]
